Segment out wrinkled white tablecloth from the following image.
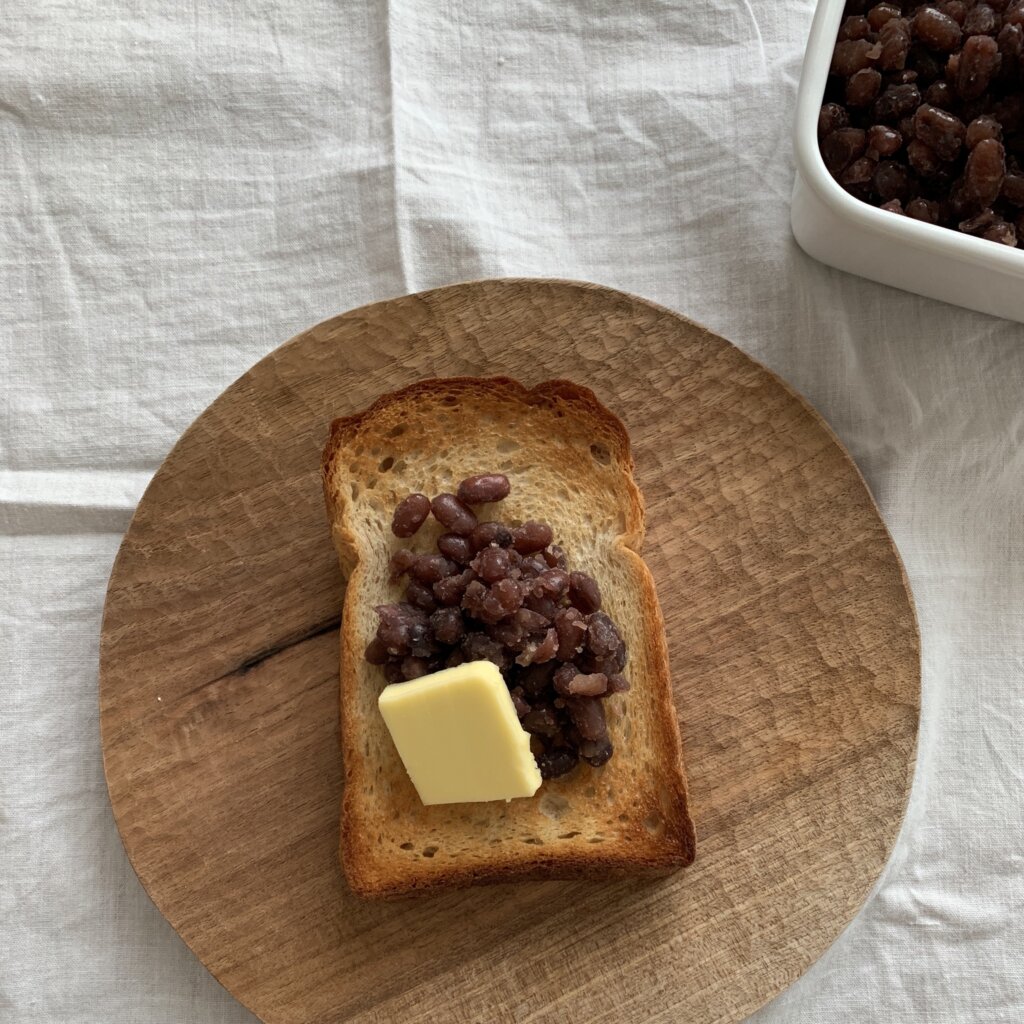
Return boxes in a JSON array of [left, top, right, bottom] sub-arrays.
[[3, 1, 1023, 1021]]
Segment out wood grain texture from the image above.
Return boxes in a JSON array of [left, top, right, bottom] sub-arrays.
[[99, 279, 919, 1024]]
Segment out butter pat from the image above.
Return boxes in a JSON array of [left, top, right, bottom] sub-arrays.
[[378, 660, 543, 806]]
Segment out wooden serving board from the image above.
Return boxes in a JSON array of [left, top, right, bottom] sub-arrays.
[[99, 279, 919, 1024]]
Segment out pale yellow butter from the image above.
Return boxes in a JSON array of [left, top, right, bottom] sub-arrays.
[[378, 660, 543, 806]]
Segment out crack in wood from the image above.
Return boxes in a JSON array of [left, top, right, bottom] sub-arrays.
[[230, 616, 341, 678]]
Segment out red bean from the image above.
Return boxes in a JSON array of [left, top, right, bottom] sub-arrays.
[[510, 688, 530, 718], [839, 14, 872, 41], [456, 473, 510, 505], [400, 656, 431, 680], [409, 554, 457, 584], [519, 553, 549, 578], [543, 545, 568, 569], [907, 138, 942, 175], [524, 593, 560, 620], [554, 606, 588, 661], [467, 578, 521, 624], [965, 138, 1006, 203], [536, 749, 579, 780], [555, 669, 609, 697], [967, 116, 1003, 149], [579, 737, 613, 767], [878, 17, 911, 69], [569, 571, 602, 614], [957, 34, 1000, 99], [818, 102, 850, 139], [914, 104, 966, 160], [939, 1, 968, 27], [521, 705, 560, 738], [873, 159, 913, 201], [512, 521, 554, 554], [866, 124, 903, 158], [519, 662, 555, 697], [388, 548, 417, 580], [915, 7, 963, 52], [404, 579, 438, 612], [433, 567, 475, 606], [461, 631, 507, 668], [906, 197, 944, 222], [998, 22, 1024, 74], [840, 156, 876, 188], [490, 619, 527, 651], [514, 608, 550, 634], [532, 568, 570, 600], [469, 520, 513, 551], [873, 83, 921, 122], [391, 493, 430, 538], [964, 4, 998, 37], [364, 638, 389, 665], [847, 68, 883, 107], [821, 128, 868, 175], [1001, 172, 1024, 202], [516, 627, 558, 667], [430, 492, 478, 535], [924, 79, 956, 106], [605, 672, 631, 694], [429, 607, 465, 645], [1008, 1, 1024, 28], [832, 38, 882, 75], [586, 612, 624, 659], [564, 696, 608, 742], [868, 4, 902, 31], [437, 532, 473, 565], [472, 544, 513, 584], [960, 209, 1018, 243], [375, 603, 426, 656]]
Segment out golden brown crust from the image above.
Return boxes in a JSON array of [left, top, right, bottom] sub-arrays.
[[322, 376, 695, 899]]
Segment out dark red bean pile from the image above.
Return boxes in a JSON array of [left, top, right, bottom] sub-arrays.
[[821, 0, 1024, 246], [367, 472, 630, 780]]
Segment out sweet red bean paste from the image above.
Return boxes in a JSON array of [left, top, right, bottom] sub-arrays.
[[821, 0, 1024, 246], [367, 472, 630, 779]]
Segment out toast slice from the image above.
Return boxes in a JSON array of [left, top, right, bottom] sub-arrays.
[[322, 377, 695, 898]]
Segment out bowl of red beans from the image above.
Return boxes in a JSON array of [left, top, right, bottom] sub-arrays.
[[793, 0, 1024, 321]]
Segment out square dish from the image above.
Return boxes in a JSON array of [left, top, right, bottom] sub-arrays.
[[792, 0, 1024, 322]]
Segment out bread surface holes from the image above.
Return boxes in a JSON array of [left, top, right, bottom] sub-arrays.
[[643, 811, 665, 835], [539, 792, 570, 819], [422, 846, 438, 858], [590, 443, 611, 465], [379, 456, 394, 472]]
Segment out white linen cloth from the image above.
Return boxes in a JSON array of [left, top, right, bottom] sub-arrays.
[[2, 1, 1023, 1021]]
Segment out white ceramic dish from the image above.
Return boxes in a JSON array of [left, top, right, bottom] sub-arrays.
[[792, 0, 1024, 322]]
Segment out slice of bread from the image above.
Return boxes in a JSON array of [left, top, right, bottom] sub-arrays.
[[322, 377, 695, 898]]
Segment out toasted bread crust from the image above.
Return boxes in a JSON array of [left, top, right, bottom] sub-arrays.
[[323, 377, 695, 898]]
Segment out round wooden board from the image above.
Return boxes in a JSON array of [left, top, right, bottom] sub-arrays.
[[100, 279, 919, 1024]]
